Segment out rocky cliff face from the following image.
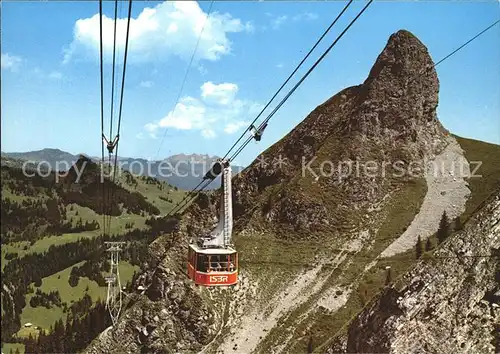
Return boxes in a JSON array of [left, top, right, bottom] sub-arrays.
[[85, 29, 476, 354], [85, 198, 221, 353], [233, 30, 447, 237], [327, 188, 500, 354]]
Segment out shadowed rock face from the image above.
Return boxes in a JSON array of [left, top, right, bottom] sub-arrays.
[[85, 192, 223, 353], [85, 29, 451, 353], [353, 30, 440, 144], [327, 189, 500, 354], [232, 30, 446, 236]]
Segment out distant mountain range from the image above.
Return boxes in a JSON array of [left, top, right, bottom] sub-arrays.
[[0, 149, 245, 190]]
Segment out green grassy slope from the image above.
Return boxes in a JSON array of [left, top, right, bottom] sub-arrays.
[[16, 260, 139, 339], [454, 135, 500, 218], [1, 159, 185, 347], [110, 169, 186, 215], [1, 342, 25, 354], [310, 136, 500, 352], [231, 136, 500, 353]]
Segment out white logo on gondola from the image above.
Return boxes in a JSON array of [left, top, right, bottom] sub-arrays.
[[210, 275, 229, 283]]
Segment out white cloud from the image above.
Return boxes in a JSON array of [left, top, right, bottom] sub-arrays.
[[202, 129, 216, 139], [276, 63, 284, 69], [140, 80, 154, 88], [266, 12, 318, 30], [64, 1, 254, 64], [143, 81, 262, 139], [201, 81, 238, 105], [144, 122, 160, 139], [1, 53, 64, 81], [48, 71, 63, 80], [306, 13, 318, 20], [224, 121, 249, 134], [271, 15, 288, 30], [160, 97, 207, 130], [1, 53, 24, 72], [144, 96, 207, 138], [292, 12, 318, 21]]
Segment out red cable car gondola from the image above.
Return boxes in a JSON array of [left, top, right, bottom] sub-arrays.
[[187, 159, 238, 286], [187, 244, 238, 286]]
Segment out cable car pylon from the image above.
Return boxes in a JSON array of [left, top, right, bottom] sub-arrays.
[[105, 241, 126, 325], [187, 159, 238, 286]]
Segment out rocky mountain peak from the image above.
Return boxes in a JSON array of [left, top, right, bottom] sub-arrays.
[[64, 155, 100, 184], [357, 29, 440, 136], [232, 29, 448, 232], [72, 154, 94, 170], [366, 30, 437, 87], [167, 153, 216, 163]]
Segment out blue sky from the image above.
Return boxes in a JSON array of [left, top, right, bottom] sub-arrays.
[[1, 0, 499, 166]]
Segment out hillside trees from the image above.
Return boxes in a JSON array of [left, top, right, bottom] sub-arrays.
[[453, 216, 463, 231], [22, 297, 111, 353], [425, 238, 434, 252], [415, 236, 423, 259], [1, 237, 104, 338], [1, 226, 155, 341], [29, 289, 62, 309], [437, 211, 450, 244], [1, 163, 160, 240], [69, 260, 106, 287], [1, 197, 98, 244], [59, 179, 160, 216]]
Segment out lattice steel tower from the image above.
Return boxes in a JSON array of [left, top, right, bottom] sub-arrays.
[[104, 241, 125, 325]]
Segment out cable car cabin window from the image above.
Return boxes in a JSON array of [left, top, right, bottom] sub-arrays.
[[197, 253, 208, 272], [231, 252, 238, 271], [209, 254, 226, 272], [195, 252, 238, 272], [225, 253, 237, 272], [190, 249, 196, 267], [209, 253, 238, 272]]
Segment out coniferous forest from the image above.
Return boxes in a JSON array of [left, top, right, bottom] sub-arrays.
[[1, 158, 181, 352]]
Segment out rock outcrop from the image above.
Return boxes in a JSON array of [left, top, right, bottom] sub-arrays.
[[233, 30, 448, 237], [327, 188, 500, 354], [85, 198, 220, 353]]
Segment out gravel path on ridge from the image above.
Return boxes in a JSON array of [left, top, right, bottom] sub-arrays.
[[380, 137, 471, 258]]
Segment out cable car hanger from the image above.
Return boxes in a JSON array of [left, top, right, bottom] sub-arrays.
[[249, 123, 268, 142], [102, 134, 120, 155]]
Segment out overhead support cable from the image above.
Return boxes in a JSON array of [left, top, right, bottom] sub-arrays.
[[222, 0, 355, 161], [434, 19, 500, 67], [98, 0, 133, 234], [96, 0, 133, 328], [229, 0, 374, 163], [155, 0, 216, 160], [162, 0, 370, 218], [107, 0, 133, 234], [165, 179, 210, 216], [105, 0, 120, 234], [109, 0, 119, 140], [99, 0, 107, 237]]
